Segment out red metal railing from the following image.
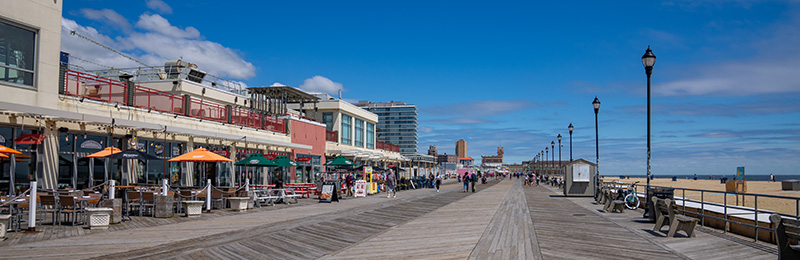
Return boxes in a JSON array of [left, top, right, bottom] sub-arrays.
[[64, 70, 127, 104], [62, 69, 290, 134], [376, 141, 399, 152], [264, 115, 286, 133], [231, 107, 261, 129], [133, 85, 184, 114], [190, 98, 228, 123], [325, 130, 338, 142]]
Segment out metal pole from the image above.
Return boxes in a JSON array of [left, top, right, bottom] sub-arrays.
[[646, 64, 652, 217], [28, 181, 37, 231], [558, 139, 562, 177], [595, 106, 600, 200]]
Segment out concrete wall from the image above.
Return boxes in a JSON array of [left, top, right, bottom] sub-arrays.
[[0, 0, 63, 110]]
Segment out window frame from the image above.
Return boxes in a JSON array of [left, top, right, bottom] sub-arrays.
[[0, 18, 38, 89]]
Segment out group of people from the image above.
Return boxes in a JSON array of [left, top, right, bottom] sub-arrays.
[[461, 171, 486, 192]]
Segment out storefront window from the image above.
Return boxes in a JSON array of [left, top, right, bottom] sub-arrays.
[[366, 123, 374, 149]]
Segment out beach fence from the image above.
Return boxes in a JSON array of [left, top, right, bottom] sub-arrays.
[[631, 184, 800, 243]]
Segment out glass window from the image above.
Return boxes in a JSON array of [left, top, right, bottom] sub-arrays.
[[354, 119, 364, 147], [322, 113, 333, 131], [0, 20, 36, 87], [366, 123, 374, 149], [341, 114, 351, 145]]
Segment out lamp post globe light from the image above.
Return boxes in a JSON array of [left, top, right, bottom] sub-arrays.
[[557, 134, 562, 177], [643, 46, 656, 217], [593, 96, 601, 200], [568, 123, 574, 162]]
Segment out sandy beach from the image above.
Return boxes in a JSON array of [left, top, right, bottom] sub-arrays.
[[603, 177, 800, 216]]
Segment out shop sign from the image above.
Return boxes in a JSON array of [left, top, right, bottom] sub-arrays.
[[296, 156, 311, 162], [154, 144, 164, 155], [172, 146, 181, 156], [80, 140, 103, 149], [212, 150, 231, 157], [264, 154, 276, 160]]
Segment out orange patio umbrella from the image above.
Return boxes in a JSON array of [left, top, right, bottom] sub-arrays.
[[0, 144, 22, 155], [168, 148, 233, 162], [169, 148, 233, 186], [86, 147, 122, 158]]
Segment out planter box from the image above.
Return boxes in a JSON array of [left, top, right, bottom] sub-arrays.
[[0, 215, 10, 238], [85, 208, 113, 230], [155, 195, 174, 218], [100, 198, 122, 224], [182, 201, 204, 217], [227, 197, 249, 212]]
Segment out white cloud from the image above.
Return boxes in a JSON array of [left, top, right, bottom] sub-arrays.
[[427, 100, 536, 116], [79, 8, 131, 31], [299, 76, 344, 94], [61, 14, 256, 79], [418, 126, 434, 133], [656, 61, 800, 96], [145, 0, 173, 14], [135, 14, 200, 39]]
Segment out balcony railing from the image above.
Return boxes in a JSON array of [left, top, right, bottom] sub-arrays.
[[62, 68, 286, 134], [325, 130, 338, 142], [376, 141, 399, 152]]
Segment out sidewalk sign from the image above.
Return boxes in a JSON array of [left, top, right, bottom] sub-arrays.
[[354, 180, 367, 197], [319, 181, 339, 203]]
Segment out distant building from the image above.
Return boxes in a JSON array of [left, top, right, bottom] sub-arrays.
[[460, 157, 474, 166], [481, 147, 504, 165], [356, 100, 418, 155], [427, 145, 437, 157], [456, 139, 467, 158], [437, 153, 458, 164]]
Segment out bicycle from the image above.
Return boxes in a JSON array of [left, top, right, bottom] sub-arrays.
[[617, 181, 641, 210]]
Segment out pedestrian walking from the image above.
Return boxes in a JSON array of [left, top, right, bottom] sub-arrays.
[[470, 172, 477, 192], [463, 173, 469, 192], [386, 169, 397, 198], [346, 173, 354, 196], [435, 172, 442, 192]]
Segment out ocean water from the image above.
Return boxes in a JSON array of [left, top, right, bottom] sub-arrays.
[[614, 174, 800, 182]]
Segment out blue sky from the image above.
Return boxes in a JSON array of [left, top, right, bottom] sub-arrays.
[[60, 0, 800, 176]]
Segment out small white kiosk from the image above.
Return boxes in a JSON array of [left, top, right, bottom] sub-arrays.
[[563, 159, 596, 197]]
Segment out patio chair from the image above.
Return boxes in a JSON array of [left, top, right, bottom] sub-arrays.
[[127, 190, 142, 216], [58, 195, 84, 226], [140, 192, 156, 216], [211, 189, 224, 209], [39, 194, 60, 225]]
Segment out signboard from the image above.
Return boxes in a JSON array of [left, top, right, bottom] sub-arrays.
[[80, 140, 103, 149], [573, 164, 590, 182], [296, 156, 312, 162], [369, 182, 378, 194], [736, 167, 745, 180], [264, 154, 276, 160], [319, 182, 339, 203], [212, 149, 231, 157], [14, 134, 46, 145], [354, 180, 367, 197], [364, 166, 373, 183]]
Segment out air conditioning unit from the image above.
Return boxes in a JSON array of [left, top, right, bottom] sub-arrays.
[[164, 60, 205, 83]]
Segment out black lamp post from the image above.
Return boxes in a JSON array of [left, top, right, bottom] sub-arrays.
[[545, 147, 549, 176], [541, 150, 544, 175], [642, 46, 656, 217], [550, 141, 556, 178], [593, 96, 601, 200], [568, 123, 574, 162], [557, 134, 562, 176]]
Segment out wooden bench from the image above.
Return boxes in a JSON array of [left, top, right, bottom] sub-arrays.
[[652, 197, 698, 237], [771, 213, 800, 259], [603, 189, 625, 213]]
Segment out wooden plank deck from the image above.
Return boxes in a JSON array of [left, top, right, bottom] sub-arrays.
[[531, 184, 777, 260], [1, 178, 780, 259]]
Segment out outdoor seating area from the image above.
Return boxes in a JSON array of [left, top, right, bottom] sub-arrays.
[[652, 197, 699, 237]]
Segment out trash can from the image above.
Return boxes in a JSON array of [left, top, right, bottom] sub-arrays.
[[645, 187, 675, 222]]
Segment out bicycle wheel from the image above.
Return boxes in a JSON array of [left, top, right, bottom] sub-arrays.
[[624, 193, 640, 210]]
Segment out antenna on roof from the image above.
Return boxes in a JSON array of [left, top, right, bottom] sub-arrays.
[[338, 89, 342, 100]]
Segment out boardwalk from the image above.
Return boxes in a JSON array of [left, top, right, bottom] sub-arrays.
[[1, 179, 778, 259]]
